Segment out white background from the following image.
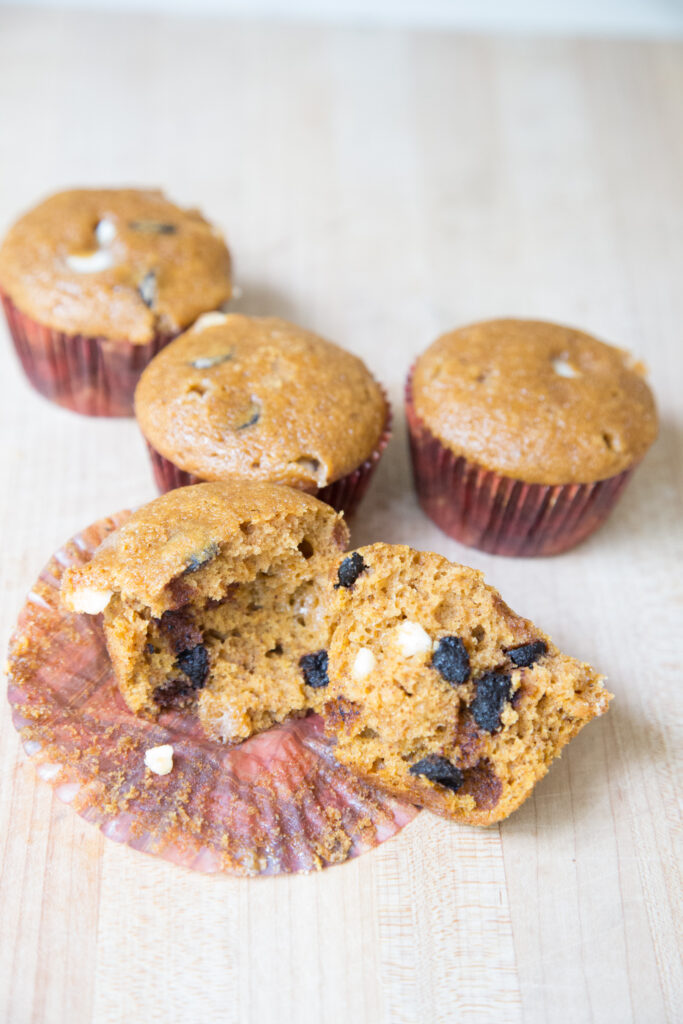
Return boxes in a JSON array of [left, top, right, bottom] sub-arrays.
[[7, 0, 683, 36]]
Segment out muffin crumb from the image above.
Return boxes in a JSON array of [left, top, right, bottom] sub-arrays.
[[144, 744, 174, 775]]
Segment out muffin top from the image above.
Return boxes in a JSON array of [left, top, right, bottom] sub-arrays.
[[411, 319, 658, 484], [0, 188, 232, 343], [135, 313, 389, 490], [61, 480, 344, 614]]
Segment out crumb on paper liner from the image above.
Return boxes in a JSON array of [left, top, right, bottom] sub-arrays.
[[6, 513, 416, 876]]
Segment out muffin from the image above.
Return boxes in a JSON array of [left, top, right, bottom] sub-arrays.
[[61, 481, 349, 744], [0, 188, 232, 415], [314, 543, 609, 826], [407, 319, 658, 556], [10, 503, 414, 875], [135, 313, 391, 515], [61, 485, 609, 827]]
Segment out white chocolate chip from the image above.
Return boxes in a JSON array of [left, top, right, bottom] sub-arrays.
[[192, 311, 229, 332], [552, 357, 580, 378], [95, 218, 117, 246], [66, 248, 114, 273], [68, 587, 113, 614], [396, 621, 433, 657], [352, 647, 376, 680], [144, 744, 174, 775]]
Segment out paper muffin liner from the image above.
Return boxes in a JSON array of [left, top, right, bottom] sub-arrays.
[[6, 513, 416, 875], [405, 368, 637, 557], [1, 291, 177, 416], [143, 391, 392, 518]]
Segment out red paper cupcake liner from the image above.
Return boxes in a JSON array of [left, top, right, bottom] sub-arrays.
[[6, 513, 416, 875], [1, 290, 177, 416], [144, 397, 392, 518], [405, 369, 637, 557]]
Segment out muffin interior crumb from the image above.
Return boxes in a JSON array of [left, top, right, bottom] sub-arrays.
[[314, 543, 610, 824], [102, 505, 342, 743]]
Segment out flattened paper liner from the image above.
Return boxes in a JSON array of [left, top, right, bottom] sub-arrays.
[[144, 388, 393, 518], [1, 291, 177, 417], [405, 367, 637, 557], [7, 513, 416, 875]]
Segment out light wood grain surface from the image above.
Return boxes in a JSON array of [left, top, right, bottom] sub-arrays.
[[0, 8, 681, 1023]]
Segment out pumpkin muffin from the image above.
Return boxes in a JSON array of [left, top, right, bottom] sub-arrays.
[[61, 481, 348, 744], [313, 543, 610, 825], [407, 319, 658, 556], [135, 313, 391, 515], [61, 487, 610, 826], [0, 188, 232, 415]]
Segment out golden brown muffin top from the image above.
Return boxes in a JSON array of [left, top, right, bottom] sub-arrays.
[[61, 480, 344, 614], [0, 188, 232, 343], [411, 319, 658, 484], [135, 313, 389, 489]]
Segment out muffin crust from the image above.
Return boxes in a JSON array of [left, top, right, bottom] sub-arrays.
[[0, 189, 232, 343], [135, 313, 388, 490], [412, 319, 658, 484]]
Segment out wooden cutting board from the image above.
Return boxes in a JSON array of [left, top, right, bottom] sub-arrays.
[[0, 9, 680, 1022]]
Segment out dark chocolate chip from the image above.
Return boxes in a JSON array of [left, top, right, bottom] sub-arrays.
[[159, 609, 203, 653], [153, 677, 194, 709], [176, 644, 209, 690], [183, 542, 219, 574], [300, 649, 329, 688], [432, 635, 470, 685], [138, 270, 157, 309], [129, 220, 177, 234], [190, 353, 233, 369], [335, 552, 367, 589], [409, 754, 464, 792], [507, 640, 548, 668], [470, 672, 512, 732], [234, 403, 260, 430]]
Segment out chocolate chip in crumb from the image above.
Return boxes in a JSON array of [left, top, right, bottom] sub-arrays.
[[190, 353, 233, 369], [159, 609, 202, 653], [183, 542, 220, 574], [507, 640, 548, 668], [129, 220, 177, 234], [234, 403, 260, 431], [138, 270, 157, 309], [470, 672, 512, 732], [335, 552, 367, 589], [300, 649, 329, 688], [176, 644, 209, 690], [432, 635, 470, 684], [409, 754, 464, 792], [153, 677, 194, 709]]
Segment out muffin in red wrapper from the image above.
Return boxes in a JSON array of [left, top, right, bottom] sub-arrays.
[[0, 188, 232, 416], [406, 320, 658, 557], [135, 313, 391, 517], [7, 504, 416, 876]]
